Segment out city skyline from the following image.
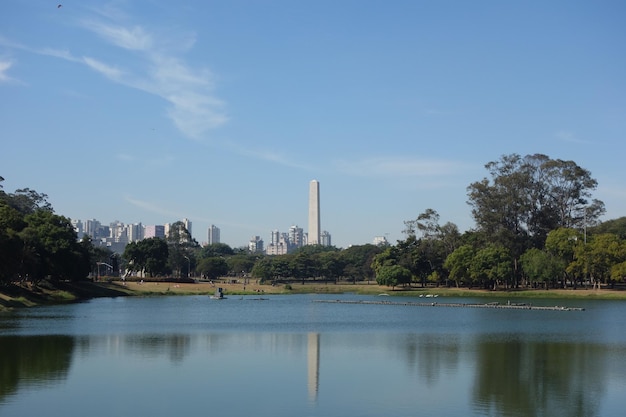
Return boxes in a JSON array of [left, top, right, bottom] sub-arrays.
[[2, 2, 624, 249], [68, 180, 335, 250]]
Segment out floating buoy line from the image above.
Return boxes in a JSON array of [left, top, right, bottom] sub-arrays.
[[312, 299, 584, 311]]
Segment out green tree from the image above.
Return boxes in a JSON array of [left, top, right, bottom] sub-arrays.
[[375, 265, 412, 289], [317, 251, 345, 282], [443, 244, 475, 287], [0, 202, 25, 283], [467, 154, 605, 256], [251, 257, 273, 282], [340, 244, 382, 283], [226, 254, 257, 277], [166, 221, 199, 278], [589, 217, 626, 240], [197, 257, 229, 280], [610, 261, 626, 283], [200, 243, 234, 258], [469, 245, 513, 289], [400, 210, 461, 287], [569, 234, 626, 288], [18, 210, 90, 282], [519, 248, 564, 289], [545, 228, 582, 286], [123, 238, 169, 277], [4, 188, 53, 214]]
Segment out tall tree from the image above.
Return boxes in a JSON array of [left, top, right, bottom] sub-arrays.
[[167, 221, 199, 278], [18, 210, 89, 282], [467, 154, 604, 255], [123, 238, 169, 277], [443, 244, 476, 287], [0, 202, 25, 283]]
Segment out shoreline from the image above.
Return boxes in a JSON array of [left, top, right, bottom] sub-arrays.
[[1, 280, 625, 311]]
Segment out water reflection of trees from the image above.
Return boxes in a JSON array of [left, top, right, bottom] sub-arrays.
[[76, 334, 192, 363], [401, 334, 460, 384], [472, 339, 606, 417], [0, 336, 74, 402]]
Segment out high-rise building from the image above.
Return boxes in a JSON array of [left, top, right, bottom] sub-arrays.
[[127, 223, 143, 242], [270, 229, 280, 245], [249, 236, 264, 253], [289, 225, 304, 248], [320, 230, 332, 247], [373, 236, 389, 246], [84, 219, 102, 239], [308, 180, 320, 245], [144, 225, 165, 239], [72, 219, 84, 238], [183, 218, 192, 236], [208, 225, 220, 244]]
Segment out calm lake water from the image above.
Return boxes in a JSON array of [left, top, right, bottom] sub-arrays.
[[1, 293, 625, 417]]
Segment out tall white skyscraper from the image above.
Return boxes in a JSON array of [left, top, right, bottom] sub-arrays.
[[183, 218, 192, 236], [208, 225, 220, 244], [308, 180, 320, 245]]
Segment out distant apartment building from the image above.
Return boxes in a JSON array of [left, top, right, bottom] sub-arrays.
[[289, 225, 305, 249], [373, 236, 389, 246], [320, 230, 332, 247], [270, 229, 280, 245], [84, 219, 107, 240], [109, 220, 127, 242], [249, 236, 264, 253], [266, 231, 290, 255], [208, 224, 220, 244], [183, 218, 192, 237], [127, 223, 144, 242], [144, 225, 165, 239], [72, 219, 84, 237]]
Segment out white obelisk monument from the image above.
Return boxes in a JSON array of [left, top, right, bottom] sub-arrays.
[[308, 180, 320, 245]]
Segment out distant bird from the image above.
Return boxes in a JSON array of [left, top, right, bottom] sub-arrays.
[[57, 4, 62, 8]]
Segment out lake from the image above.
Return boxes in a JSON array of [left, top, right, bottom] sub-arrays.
[[1, 293, 625, 417]]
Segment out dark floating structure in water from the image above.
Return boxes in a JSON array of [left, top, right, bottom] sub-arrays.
[[313, 299, 585, 311]]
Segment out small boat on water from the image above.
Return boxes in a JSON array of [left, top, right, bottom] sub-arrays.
[[209, 288, 226, 299]]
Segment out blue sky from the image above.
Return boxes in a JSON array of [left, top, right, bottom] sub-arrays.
[[1, 1, 625, 249]]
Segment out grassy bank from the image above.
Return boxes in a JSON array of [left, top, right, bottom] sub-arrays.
[[2, 280, 625, 311]]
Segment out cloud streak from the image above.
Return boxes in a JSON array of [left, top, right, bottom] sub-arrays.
[[0, 58, 13, 82], [1, 9, 227, 139], [334, 156, 468, 178], [76, 16, 227, 138]]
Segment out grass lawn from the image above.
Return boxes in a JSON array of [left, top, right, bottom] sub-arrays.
[[2, 279, 625, 311]]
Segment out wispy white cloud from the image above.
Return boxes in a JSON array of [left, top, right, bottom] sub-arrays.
[[125, 196, 183, 218], [82, 20, 153, 51], [0, 58, 14, 82], [223, 140, 317, 171], [116, 153, 134, 162], [74, 16, 227, 138], [116, 153, 175, 167], [125, 196, 258, 231], [82, 56, 124, 81], [334, 156, 467, 178], [555, 130, 593, 145], [1, 8, 227, 140]]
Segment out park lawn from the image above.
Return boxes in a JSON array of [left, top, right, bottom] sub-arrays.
[[2, 280, 625, 311]]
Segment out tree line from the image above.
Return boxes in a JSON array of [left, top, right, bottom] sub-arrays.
[[2, 154, 625, 289]]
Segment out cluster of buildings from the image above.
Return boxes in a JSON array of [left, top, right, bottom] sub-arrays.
[[249, 180, 331, 254], [73, 180, 335, 255], [71, 218, 204, 254]]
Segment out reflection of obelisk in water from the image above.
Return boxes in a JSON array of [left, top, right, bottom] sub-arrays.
[[308, 180, 320, 245], [307, 332, 320, 402]]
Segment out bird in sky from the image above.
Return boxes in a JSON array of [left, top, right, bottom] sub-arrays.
[[57, 4, 62, 8]]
